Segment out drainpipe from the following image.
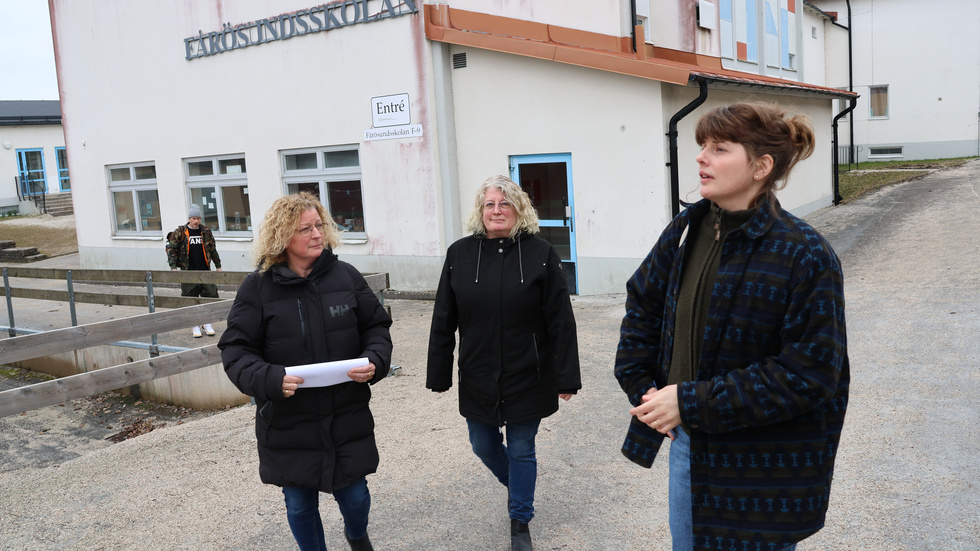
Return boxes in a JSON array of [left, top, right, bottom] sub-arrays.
[[829, 0, 854, 164], [629, 1, 637, 53], [832, 96, 857, 205], [667, 77, 709, 217]]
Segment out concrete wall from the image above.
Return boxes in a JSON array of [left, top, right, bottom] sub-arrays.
[[15, 345, 249, 410]]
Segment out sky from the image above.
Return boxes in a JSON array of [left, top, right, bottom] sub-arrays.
[[0, 0, 60, 100]]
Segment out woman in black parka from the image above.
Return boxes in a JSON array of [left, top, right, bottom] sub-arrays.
[[219, 192, 392, 551], [427, 175, 581, 551]]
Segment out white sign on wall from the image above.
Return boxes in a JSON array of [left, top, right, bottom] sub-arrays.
[[371, 93, 411, 128], [364, 124, 423, 141]]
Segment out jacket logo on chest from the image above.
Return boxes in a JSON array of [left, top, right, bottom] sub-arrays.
[[329, 304, 351, 318]]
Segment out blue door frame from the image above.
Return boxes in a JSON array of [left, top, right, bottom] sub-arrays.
[[510, 153, 578, 294], [16, 148, 47, 196]]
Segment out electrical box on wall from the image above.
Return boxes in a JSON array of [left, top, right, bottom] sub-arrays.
[[697, 0, 717, 30]]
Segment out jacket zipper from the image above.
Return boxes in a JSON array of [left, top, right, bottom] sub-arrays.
[[296, 299, 308, 355], [532, 333, 541, 379]]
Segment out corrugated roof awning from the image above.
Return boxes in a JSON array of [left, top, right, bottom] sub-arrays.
[[424, 5, 857, 100]]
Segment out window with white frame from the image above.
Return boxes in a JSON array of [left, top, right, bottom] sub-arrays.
[[281, 146, 366, 237], [107, 162, 161, 234], [184, 154, 252, 234], [869, 146, 903, 157], [870, 85, 888, 118]]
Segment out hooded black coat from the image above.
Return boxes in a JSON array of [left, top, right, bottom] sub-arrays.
[[219, 249, 392, 493], [426, 233, 581, 426]]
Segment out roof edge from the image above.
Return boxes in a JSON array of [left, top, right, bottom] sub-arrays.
[[424, 5, 857, 99]]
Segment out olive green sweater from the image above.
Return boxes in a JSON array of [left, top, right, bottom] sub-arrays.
[[667, 203, 754, 388]]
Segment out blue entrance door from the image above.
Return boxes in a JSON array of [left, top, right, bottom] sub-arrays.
[[510, 154, 577, 294], [16, 149, 47, 196]]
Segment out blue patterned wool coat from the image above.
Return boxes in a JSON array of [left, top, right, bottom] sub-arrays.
[[615, 199, 849, 548]]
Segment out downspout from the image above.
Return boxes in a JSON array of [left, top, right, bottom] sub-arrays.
[[832, 96, 858, 205], [829, 0, 854, 164], [667, 77, 709, 217], [629, 0, 637, 53]]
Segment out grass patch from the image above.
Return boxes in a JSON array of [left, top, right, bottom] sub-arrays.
[[0, 218, 78, 257], [836, 157, 976, 203], [839, 157, 973, 172], [838, 171, 930, 203]]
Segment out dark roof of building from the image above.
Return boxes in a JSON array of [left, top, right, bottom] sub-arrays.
[[0, 100, 62, 126]]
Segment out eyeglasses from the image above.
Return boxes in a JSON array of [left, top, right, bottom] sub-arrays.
[[483, 201, 513, 212], [296, 222, 324, 237]]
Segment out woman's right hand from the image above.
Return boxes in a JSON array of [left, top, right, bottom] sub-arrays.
[[282, 374, 304, 398]]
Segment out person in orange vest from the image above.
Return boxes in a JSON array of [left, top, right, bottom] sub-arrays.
[[167, 203, 222, 337]]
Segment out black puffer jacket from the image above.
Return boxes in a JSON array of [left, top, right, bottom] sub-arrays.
[[219, 249, 392, 493], [426, 233, 581, 426]]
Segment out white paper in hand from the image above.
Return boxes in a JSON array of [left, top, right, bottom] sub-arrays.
[[285, 357, 370, 388]]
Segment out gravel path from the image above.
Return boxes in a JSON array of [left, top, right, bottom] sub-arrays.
[[1, 162, 979, 550]]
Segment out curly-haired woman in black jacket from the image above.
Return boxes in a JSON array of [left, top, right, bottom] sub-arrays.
[[220, 192, 392, 551]]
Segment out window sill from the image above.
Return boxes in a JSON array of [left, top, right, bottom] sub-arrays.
[[341, 234, 368, 245], [215, 236, 253, 242], [111, 235, 163, 241]]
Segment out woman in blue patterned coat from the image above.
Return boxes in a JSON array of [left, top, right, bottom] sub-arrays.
[[616, 103, 849, 551]]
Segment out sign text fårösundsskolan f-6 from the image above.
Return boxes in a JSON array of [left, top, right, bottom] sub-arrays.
[[184, 0, 418, 60]]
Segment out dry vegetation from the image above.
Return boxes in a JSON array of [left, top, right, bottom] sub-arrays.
[[0, 215, 78, 257]]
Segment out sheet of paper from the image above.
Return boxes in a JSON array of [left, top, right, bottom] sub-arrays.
[[285, 357, 369, 388]]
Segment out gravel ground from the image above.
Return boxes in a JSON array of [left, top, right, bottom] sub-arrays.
[[1, 161, 979, 550]]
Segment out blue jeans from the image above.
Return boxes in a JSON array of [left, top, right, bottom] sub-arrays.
[[668, 426, 796, 551], [282, 478, 370, 551], [466, 418, 541, 523]]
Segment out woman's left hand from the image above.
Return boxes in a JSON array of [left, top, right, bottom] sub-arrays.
[[348, 362, 377, 384], [630, 384, 680, 435], [559, 393, 573, 402]]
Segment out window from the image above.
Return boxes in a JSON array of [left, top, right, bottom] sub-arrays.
[[184, 154, 251, 234], [869, 146, 903, 157], [107, 162, 161, 234], [281, 146, 366, 238], [56, 147, 70, 191], [870, 85, 888, 118], [16, 149, 46, 196]]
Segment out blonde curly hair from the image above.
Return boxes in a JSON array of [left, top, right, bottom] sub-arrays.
[[464, 175, 539, 238], [253, 192, 341, 272]]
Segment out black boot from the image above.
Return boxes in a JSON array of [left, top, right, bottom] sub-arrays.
[[510, 519, 533, 551], [346, 531, 374, 551]]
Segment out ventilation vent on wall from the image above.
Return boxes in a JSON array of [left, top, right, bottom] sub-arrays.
[[452, 53, 467, 69]]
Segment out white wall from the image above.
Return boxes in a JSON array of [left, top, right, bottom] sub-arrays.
[[444, 0, 628, 36], [813, 0, 980, 160], [0, 124, 67, 210], [663, 86, 836, 217], [447, 47, 671, 294], [51, 0, 446, 288]]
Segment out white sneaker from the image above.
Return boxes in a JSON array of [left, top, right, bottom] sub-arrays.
[[203, 323, 215, 336], [192, 326, 202, 338]]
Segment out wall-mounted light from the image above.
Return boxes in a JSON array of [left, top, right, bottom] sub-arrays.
[[2, 141, 11, 150]]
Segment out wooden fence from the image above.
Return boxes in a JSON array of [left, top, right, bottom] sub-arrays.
[[0, 269, 389, 417]]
